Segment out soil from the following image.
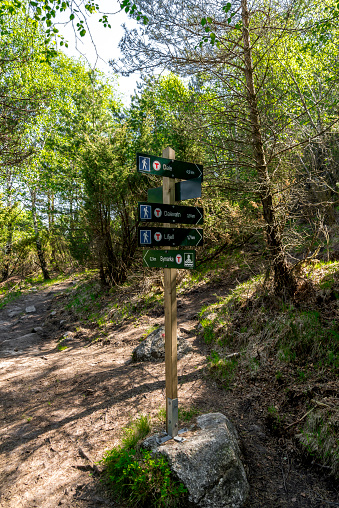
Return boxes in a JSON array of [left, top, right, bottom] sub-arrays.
[[0, 276, 338, 508]]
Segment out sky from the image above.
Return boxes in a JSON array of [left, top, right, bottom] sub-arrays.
[[55, 0, 140, 105]]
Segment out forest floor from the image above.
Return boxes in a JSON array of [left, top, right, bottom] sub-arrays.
[[0, 269, 338, 508]]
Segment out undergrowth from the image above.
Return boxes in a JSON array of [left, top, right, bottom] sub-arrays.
[[0, 289, 22, 310], [101, 415, 188, 507], [198, 261, 339, 476], [298, 408, 339, 478]]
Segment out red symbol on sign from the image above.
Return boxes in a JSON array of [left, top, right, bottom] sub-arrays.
[[154, 232, 162, 242], [176, 254, 182, 264], [154, 208, 162, 218], [153, 160, 161, 171]]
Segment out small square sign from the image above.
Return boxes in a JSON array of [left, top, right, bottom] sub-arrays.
[[140, 230, 151, 244], [184, 253, 194, 268], [139, 156, 150, 172], [140, 204, 152, 220]]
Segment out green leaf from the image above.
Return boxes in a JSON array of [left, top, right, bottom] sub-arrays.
[[79, 28, 86, 36], [69, 13, 74, 20], [223, 2, 231, 13], [201, 17, 207, 26], [206, 17, 212, 23]]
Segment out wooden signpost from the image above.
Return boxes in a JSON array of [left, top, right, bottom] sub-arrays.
[[137, 146, 203, 439]]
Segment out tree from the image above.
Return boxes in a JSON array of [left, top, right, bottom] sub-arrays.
[[115, 0, 339, 294]]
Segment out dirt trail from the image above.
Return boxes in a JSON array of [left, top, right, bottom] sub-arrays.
[[0, 278, 338, 507]]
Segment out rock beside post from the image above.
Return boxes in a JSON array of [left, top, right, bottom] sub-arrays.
[[142, 413, 249, 508], [132, 326, 192, 362]]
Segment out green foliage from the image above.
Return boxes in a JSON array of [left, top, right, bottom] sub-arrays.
[[278, 310, 339, 369], [103, 447, 187, 507], [57, 344, 68, 351], [65, 278, 102, 318], [207, 350, 238, 389], [101, 415, 187, 507], [0, 290, 22, 310], [121, 415, 151, 450], [298, 410, 339, 478], [200, 317, 216, 344]]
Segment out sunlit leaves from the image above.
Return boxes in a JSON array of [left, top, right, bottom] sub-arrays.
[[120, 0, 148, 25]]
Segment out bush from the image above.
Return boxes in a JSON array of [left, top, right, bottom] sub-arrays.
[[101, 415, 188, 507]]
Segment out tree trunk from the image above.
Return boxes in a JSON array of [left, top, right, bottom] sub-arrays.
[[30, 189, 50, 281], [241, 0, 296, 295]]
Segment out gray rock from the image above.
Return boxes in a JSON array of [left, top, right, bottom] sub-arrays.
[[7, 307, 22, 318], [25, 306, 36, 313], [132, 326, 192, 362], [32, 327, 43, 333], [50, 311, 57, 316], [249, 424, 266, 440], [143, 413, 249, 508]]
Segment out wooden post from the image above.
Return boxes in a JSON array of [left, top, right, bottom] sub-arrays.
[[162, 146, 178, 437]]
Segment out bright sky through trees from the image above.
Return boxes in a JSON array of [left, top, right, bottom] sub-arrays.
[[54, 0, 139, 105]]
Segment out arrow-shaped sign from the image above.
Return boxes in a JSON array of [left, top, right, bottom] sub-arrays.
[[137, 153, 203, 181], [138, 227, 203, 247], [138, 202, 204, 225], [143, 249, 196, 269]]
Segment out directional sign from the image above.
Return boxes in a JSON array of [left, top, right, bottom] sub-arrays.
[[148, 178, 202, 204], [139, 202, 203, 225], [137, 153, 203, 181], [143, 249, 196, 269], [138, 227, 203, 247]]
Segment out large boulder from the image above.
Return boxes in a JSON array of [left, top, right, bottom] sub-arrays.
[[143, 413, 249, 508], [132, 326, 192, 362]]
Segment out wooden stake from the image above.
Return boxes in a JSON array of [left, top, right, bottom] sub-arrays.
[[162, 146, 178, 437]]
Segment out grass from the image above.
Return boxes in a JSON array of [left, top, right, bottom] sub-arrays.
[[277, 310, 339, 369], [207, 350, 239, 389], [57, 344, 69, 351], [298, 409, 339, 478], [0, 289, 22, 310], [101, 415, 188, 507], [121, 415, 151, 450]]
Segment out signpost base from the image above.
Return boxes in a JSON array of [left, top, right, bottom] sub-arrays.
[[166, 397, 178, 438], [158, 426, 188, 444]]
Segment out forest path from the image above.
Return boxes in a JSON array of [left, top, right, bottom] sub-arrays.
[[0, 277, 338, 507]]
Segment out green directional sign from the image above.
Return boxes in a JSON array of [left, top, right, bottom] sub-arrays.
[[138, 227, 203, 247], [138, 203, 204, 225], [143, 249, 196, 269], [137, 153, 203, 181]]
